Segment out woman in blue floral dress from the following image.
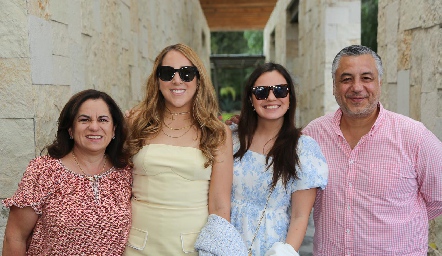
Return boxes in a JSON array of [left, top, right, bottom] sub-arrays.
[[231, 63, 328, 256]]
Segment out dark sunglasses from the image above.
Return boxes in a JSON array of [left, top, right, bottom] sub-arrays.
[[251, 84, 290, 100], [157, 66, 199, 82]]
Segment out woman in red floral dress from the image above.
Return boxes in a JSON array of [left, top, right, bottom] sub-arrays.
[[2, 89, 132, 255]]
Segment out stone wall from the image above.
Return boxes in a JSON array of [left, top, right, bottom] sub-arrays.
[[0, 0, 210, 249], [378, 0, 442, 254], [264, 0, 360, 127]]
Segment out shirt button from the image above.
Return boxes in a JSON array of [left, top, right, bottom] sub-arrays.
[[349, 160, 354, 164], [347, 205, 351, 210], [348, 182, 352, 187], [346, 229, 350, 233]]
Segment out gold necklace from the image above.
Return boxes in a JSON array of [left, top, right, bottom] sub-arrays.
[[262, 135, 277, 154], [72, 151, 107, 181], [72, 151, 107, 204], [161, 124, 194, 138], [163, 120, 194, 130], [165, 107, 190, 120]]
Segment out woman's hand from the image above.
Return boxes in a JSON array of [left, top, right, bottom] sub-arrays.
[[264, 242, 299, 256]]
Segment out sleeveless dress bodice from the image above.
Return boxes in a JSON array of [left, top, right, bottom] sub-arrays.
[[125, 144, 212, 256]]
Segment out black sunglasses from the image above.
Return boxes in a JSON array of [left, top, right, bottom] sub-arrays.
[[157, 66, 199, 82], [251, 84, 290, 100]]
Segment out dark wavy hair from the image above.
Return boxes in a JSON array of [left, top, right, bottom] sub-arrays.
[[234, 63, 302, 189], [46, 89, 129, 168]]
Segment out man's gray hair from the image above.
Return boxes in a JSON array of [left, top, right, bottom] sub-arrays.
[[331, 45, 383, 81]]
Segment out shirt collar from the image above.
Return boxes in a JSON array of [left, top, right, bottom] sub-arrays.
[[332, 102, 385, 136]]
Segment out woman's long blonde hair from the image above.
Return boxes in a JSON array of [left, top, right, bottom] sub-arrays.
[[127, 43, 225, 167]]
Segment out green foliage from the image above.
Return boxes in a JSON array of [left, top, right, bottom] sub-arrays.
[[220, 86, 237, 101], [244, 31, 264, 54], [361, 0, 378, 51], [211, 31, 263, 54], [221, 112, 238, 122], [211, 31, 264, 112], [211, 32, 248, 54]]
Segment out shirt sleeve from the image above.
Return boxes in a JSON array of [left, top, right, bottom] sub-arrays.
[[2, 156, 57, 215], [416, 128, 442, 220], [291, 135, 329, 193]]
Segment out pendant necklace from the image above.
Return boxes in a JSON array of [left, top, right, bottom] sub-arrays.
[[72, 151, 107, 203], [262, 135, 278, 154]]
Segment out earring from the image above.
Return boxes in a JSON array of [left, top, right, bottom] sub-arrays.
[[112, 136, 115, 139], [69, 135, 73, 139]]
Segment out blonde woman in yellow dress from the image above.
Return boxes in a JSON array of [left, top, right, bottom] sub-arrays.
[[124, 43, 233, 255]]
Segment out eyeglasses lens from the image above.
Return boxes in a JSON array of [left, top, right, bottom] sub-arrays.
[[252, 85, 289, 100], [254, 87, 269, 100], [158, 66, 198, 82]]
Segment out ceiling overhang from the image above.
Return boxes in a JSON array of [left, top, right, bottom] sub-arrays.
[[200, 0, 278, 31]]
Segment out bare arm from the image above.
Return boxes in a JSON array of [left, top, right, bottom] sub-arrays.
[[2, 206, 38, 256], [285, 188, 317, 251], [208, 124, 233, 221]]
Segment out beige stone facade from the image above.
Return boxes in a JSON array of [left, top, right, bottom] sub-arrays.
[[0, 0, 210, 247]]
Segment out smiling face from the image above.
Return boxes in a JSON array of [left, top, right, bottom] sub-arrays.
[[333, 54, 381, 119], [251, 71, 290, 123], [159, 50, 198, 112], [69, 98, 115, 155]]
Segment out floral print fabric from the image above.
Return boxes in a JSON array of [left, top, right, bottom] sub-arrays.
[[230, 134, 328, 255]]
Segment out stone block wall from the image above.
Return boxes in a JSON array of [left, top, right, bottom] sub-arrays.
[[0, 0, 210, 249], [264, 0, 360, 127], [378, 0, 442, 254]]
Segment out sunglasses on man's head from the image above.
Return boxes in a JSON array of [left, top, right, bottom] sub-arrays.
[[157, 66, 199, 82], [251, 84, 290, 100]]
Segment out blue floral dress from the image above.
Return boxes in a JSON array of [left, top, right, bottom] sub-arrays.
[[230, 133, 328, 255]]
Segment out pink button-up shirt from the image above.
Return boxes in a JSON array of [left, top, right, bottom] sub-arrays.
[[303, 104, 442, 256]]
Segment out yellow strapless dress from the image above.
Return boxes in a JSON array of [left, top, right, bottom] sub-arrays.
[[124, 144, 211, 256]]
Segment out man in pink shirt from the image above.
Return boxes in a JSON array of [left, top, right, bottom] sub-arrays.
[[303, 45, 442, 255]]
